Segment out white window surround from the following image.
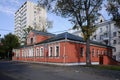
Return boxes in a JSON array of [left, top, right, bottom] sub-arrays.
[[40, 47, 44, 57], [55, 45, 60, 57], [22, 49, 24, 57], [36, 47, 39, 57], [49, 46, 53, 57], [29, 48, 34, 57]]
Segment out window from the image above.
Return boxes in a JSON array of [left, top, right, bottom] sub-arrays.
[[16, 50, 20, 57], [96, 49, 99, 57], [80, 47, 84, 57], [113, 48, 116, 52], [104, 50, 107, 55], [34, 11, 36, 13], [49, 47, 53, 57], [112, 55, 116, 60], [31, 38, 33, 44], [31, 48, 34, 57], [104, 33, 108, 38], [113, 40, 117, 44], [100, 35, 103, 40], [40, 47, 44, 57], [106, 26, 108, 31], [22, 49, 24, 57], [100, 28, 102, 33], [26, 49, 28, 57], [55, 46, 60, 57], [94, 35, 96, 39], [92, 49, 95, 57], [113, 32, 117, 37], [36, 48, 39, 57]]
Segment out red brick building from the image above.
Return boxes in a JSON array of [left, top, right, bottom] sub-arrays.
[[13, 30, 117, 65]]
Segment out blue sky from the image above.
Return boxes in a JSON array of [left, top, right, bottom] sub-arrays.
[[0, 0, 110, 38]]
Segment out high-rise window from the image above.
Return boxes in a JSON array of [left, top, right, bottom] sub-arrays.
[[106, 26, 108, 31], [100, 28, 102, 33], [113, 32, 117, 37], [104, 33, 108, 38], [113, 40, 117, 44], [113, 48, 116, 52]]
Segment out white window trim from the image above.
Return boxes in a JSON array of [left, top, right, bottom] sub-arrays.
[[55, 45, 60, 57], [49, 46, 53, 57], [40, 47, 44, 57], [36, 47, 39, 57]]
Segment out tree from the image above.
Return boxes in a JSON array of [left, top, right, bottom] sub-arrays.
[[106, 0, 120, 27], [39, 0, 103, 65], [1, 33, 20, 60], [22, 26, 33, 45], [37, 1, 53, 32]]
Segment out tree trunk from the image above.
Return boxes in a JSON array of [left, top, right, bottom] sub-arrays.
[[86, 38, 91, 65]]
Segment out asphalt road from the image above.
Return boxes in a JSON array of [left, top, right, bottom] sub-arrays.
[[0, 61, 119, 80]]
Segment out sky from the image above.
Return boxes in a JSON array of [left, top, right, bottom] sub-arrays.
[[0, 0, 110, 38]]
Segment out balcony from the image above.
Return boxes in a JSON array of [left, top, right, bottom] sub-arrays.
[[102, 37, 109, 41]]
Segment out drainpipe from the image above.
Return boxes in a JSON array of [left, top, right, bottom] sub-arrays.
[[108, 22, 111, 46], [108, 22, 111, 56], [34, 45, 35, 62]]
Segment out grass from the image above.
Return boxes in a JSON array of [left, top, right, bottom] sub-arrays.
[[90, 65, 120, 71]]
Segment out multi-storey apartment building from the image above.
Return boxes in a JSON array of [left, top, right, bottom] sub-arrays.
[[14, 1, 46, 44], [91, 16, 120, 61], [68, 16, 120, 61]]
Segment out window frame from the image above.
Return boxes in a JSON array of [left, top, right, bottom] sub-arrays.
[[40, 47, 44, 57], [55, 45, 60, 57], [36, 47, 39, 57], [49, 46, 53, 57], [80, 47, 84, 57]]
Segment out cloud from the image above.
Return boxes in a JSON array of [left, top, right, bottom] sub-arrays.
[[0, 0, 38, 15], [10, 0, 20, 5], [0, 0, 21, 15], [0, 5, 16, 15]]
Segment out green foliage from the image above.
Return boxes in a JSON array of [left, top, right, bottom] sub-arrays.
[[82, 26, 97, 41], [91, 65, 120, 71], [22, 26, 33, 45], [2, 33, 20, 49], [106, 0, 120, 27], [0, 33, 20, 59]]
